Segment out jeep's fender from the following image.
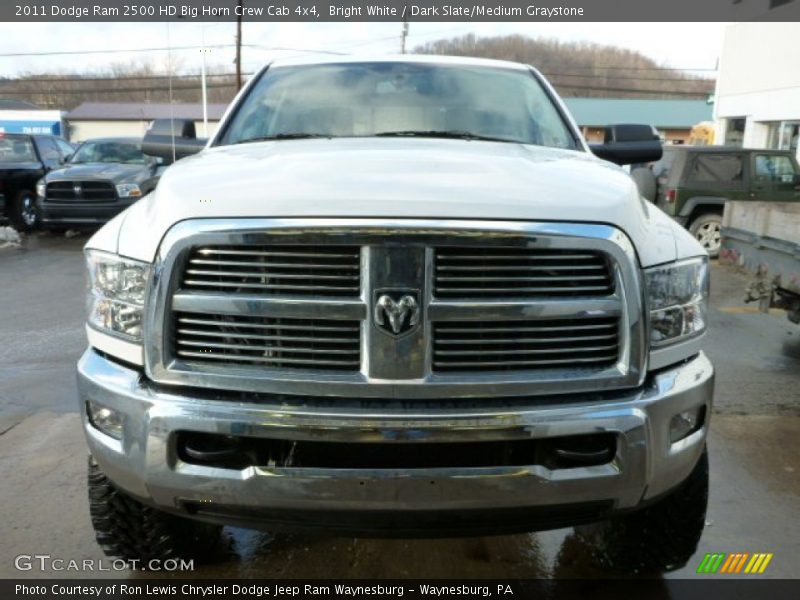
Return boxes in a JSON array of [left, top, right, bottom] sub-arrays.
[[678, 197, 727, 218]]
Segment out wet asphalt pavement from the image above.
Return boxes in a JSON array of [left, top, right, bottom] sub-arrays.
[[0, 232, 798, 580]]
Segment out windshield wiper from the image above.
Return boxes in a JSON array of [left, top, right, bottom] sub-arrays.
[[375, 130, 516, 143], [234, 133, 332, 144]]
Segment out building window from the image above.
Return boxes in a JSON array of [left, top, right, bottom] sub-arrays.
[[724, 118, 746, 147]]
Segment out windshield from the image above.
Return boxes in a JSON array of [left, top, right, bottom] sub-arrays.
[[70, 141, 147, 164], [219, 62, 578, 149], [0, 136, 37, 162]]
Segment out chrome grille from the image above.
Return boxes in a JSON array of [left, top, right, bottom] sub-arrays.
[[434, 247, 613, 298], [182, 245, 361, 296], [432, 317, 620, 372], [147, 220, 645, 399], [46, 180, 116, 202], [173, 312, 361, 371]]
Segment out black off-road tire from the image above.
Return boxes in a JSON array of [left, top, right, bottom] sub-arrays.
[[8, 189, 39, 232], [87, 455, 224, 565], [577, 447, 709, 574], [688, 213, 722, 258]]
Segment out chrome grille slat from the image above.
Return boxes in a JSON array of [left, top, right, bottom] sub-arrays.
[[435, 344, 619, 356], [436, 323, 616, 333], [172, 292, 366, 320], [196, 249, 359, 259], [177, 329, 358, 344], [435, 285, 612, 294], [177, 316, 358, 333], [177, 340, 359, 354], [183, 280, 359, 292], [437, 275, 610, 282], [434, 246, 613, 299], [182, 244, 361, 297], [190, 259, 358, 270], [436, 333, 617, 345], [176, 351, 361, 367], [433, 356, 618, 368], [436, 265, 607, 272]]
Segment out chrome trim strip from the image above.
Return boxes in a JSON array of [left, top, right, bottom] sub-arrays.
[[172, 292, 366, 320], [144, 219, 646, 399]]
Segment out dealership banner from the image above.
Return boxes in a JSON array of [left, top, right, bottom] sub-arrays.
[[4, 0, 800, 22], [5, 580, 800, 599]]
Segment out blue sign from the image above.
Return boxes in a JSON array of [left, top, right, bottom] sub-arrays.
[[0, 120, 62, 135]]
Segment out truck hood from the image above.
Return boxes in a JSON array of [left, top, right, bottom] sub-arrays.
[[45, 162, 147, 183], [110, 138, 682, 267]]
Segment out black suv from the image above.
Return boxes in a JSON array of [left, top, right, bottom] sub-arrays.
[[643, 146, 800, 256], [0, 133, 74, 230]]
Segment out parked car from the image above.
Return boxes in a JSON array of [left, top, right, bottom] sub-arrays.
[[0, 132, 74, 230], [643, 146, 800, 257], [78, 56, 712, 574], [36, 137, 163, 229]]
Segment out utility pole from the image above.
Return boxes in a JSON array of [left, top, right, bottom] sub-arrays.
[[200, 30, 209, 138], [400, 17, 409, 54], [235, 0, 243, 90]]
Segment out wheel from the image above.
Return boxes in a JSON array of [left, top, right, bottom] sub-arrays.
[[631, 168, 657, 202], [577, 447, 709, 574], [87, 455, 224, 565], [688, 213, 722, 257], [8, 189, 39, 232]]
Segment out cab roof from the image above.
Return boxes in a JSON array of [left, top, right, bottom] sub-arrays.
[[267, 54, 532, 72]]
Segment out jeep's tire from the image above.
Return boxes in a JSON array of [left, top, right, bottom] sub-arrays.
[[87, 456, 224, 565], [577, 447, 709, 574], [688, 213, 722, 257], [8, 189, 39, 232]]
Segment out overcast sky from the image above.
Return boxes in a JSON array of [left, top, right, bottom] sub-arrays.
[[0, 22, 727, 77]]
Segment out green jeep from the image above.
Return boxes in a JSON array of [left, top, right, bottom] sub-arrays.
[[645, 146, 800, 257]]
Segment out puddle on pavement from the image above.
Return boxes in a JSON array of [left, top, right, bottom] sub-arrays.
[[148, 527, 667, 580]]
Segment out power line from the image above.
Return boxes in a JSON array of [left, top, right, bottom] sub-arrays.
[[0, 69, 712, 86]]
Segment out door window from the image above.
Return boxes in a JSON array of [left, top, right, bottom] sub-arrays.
[[54, 138, 75, 158], [35, 137, 61, 163], [754, 154, 796, 184]]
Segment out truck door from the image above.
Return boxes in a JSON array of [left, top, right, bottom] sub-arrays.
[[751, 153, 800, 202]]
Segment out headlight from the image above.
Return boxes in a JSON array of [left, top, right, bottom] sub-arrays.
[[36, 180, 46, 198], [645, 257, 709, 347], [116, 183, 142, 198], [86, 250, 151, 342]]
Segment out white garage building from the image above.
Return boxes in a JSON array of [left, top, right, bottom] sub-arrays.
[[65, 102, 228, 142], [714, 22, 800, 160]]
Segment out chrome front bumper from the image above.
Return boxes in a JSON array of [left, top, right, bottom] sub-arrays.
[[77, 349, 713, 534]]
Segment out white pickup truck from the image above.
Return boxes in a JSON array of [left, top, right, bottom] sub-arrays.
[[77, 55, 713, 573]]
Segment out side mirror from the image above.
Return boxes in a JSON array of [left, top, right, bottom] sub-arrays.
[[590, 124, 663, 166], [59, 154, 72, 164], [142, 119, 206, 164]]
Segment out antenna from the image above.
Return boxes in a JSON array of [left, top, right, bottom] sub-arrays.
[[166, 22, 176, 163]]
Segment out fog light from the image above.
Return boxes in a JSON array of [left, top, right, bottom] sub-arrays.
[[87, 401, 123, 440], [669, 406, 705, 443]]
